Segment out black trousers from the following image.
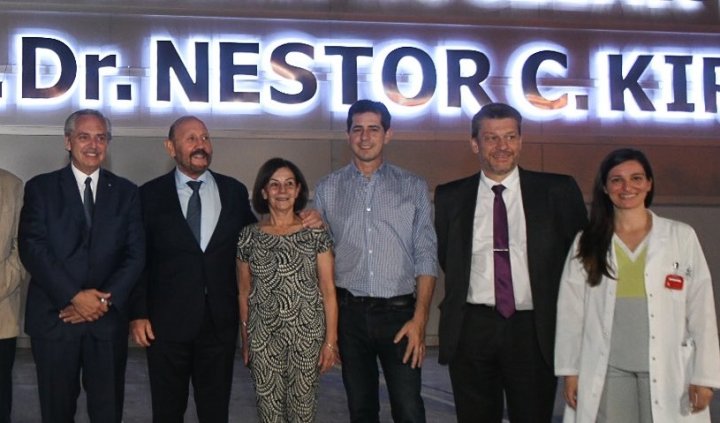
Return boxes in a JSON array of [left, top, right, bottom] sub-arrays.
[[31, 332, 128, 423], [448, 306, 556, 423], [337, 289, 425, 423], [146, 311, 237, 423], [0, 337, 16, 423]]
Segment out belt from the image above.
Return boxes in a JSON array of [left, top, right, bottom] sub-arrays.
[[465, 303, 532, 315], [337, 288, 415, 308], [466, 303, 495, 310]]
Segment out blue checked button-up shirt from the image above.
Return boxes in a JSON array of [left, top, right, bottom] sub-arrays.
[[314, 162, 438, 298]]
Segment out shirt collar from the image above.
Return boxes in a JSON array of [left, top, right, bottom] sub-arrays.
[[174, 168, 210, 189], [480, 166, 520, 192], [349, 161, 387, 179], [70, 163, 100, 185]]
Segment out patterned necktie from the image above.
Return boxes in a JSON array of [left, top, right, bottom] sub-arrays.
[[186, 180, 203, 244], [83, 177, 94, 227], [492, 184, 515, 318]]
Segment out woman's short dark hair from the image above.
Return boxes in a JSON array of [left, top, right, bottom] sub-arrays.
[[251, 157, 309, 214]]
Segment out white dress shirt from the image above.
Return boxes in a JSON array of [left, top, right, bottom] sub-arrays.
[[467, 166, 533, 310], [175, 169, 221, 251], [70, 163, 99, 203]]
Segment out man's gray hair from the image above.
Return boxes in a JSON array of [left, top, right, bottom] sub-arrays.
[[63, 109, 112, 141]]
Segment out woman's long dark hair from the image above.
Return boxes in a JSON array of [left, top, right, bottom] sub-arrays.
[[578, 148, 654, 286]]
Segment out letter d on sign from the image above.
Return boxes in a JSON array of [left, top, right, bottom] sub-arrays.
[[21, 36, 77, 99]]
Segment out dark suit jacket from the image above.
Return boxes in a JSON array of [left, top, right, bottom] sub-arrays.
[[19, 165, 145, 340], [434, 168, 587, 366], [130, 170, 255, 343]]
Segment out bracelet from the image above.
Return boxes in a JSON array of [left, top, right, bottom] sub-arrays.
[[325, 343, 337, 352], [241, 321, 248, 328]]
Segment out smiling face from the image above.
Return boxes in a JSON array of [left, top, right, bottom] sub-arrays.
[[605, 160, 653, 211], [262, 167, 301, 213], [347, 111, 392, 175], [64, 114, 109, 175], [164, 117, 213, 179], [471, 117, 522, 182]]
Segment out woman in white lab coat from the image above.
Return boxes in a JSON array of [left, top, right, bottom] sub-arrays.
[[555, 148, 720, 423]]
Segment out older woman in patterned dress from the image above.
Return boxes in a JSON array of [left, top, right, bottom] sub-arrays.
[[237, 157, 339, 422]]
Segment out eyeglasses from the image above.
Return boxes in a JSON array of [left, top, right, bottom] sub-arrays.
[[265, 179, 298, 191]]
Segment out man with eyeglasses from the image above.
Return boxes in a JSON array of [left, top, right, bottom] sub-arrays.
[[434, 102, 587, 422]]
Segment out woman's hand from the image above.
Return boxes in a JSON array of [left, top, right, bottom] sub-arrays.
[[318, 342, 339, 374], [240, 320, 250, 367], [242, 340, 250, 367], [564, 375, 579, 410]]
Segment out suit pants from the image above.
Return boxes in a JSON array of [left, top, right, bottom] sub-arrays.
[[146, 310, 237, 423], [449, 305, 556, 423], [31, 332, 128, 423], [0, 337, 16, 423]]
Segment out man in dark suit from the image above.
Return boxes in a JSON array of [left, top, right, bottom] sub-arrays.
[[434, 103, 587, 422], [129, 116, 256, 422], [18, 109, 146, 422]]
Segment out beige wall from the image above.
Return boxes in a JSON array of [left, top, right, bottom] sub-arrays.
[[1, 0, 718, 346], [3, 127, 719, 346]]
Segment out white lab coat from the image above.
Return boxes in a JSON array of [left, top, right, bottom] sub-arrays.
[[555, 212, 720, 423]]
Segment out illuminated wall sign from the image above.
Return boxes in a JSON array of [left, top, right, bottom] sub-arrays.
[[0, 14, 718, 132], [465, 0, 704, 11]]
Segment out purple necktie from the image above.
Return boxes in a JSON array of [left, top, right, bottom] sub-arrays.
[[492, 184, 515, 318]]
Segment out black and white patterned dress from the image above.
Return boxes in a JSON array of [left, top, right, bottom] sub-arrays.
[[237, 224, 333, 423]]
